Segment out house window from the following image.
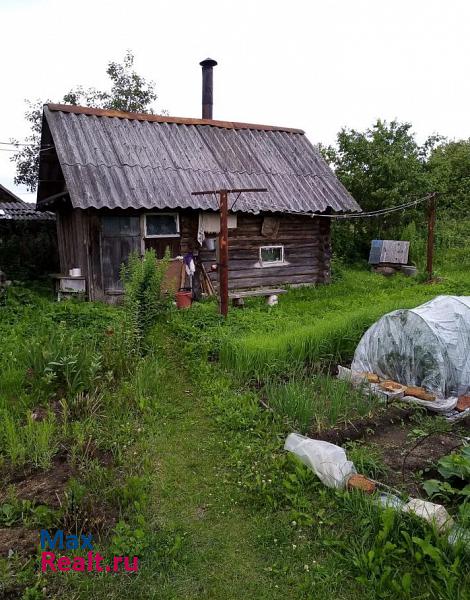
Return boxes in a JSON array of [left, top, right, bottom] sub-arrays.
[[145, 213, 180, 238], [259, 245, 284, 265], [102, 215, 140, 236]]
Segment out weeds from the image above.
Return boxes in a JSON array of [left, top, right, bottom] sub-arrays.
[[120, 249, 170, 350], [1, 412, 58, 469], [345, 442, 388, 479], [265, 374, 376, 432], [215, 269, 470, 382], [424, 445, 470, 507], [0, 498, 57, 529], [2, 260, 470, 599], [339, 497, 468, 599]]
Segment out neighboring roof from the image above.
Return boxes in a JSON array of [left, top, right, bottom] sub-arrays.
[[0, 184, 54, 221], [39, 103, 361, 215]]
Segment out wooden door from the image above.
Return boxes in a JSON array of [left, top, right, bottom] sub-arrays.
[[100, 216, 141, 293]]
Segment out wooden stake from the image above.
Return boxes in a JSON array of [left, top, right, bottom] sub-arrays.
[[219, 190, 229, 317], [426, 193, 437, 281]]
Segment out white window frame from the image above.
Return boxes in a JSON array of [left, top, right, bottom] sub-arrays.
[[144, 212, 180, 238], [259, 245, 285, 266]]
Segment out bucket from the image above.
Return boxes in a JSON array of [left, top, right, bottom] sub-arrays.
[[69, 268, 82, 277], [205, 237, 216, 251], [175, 290, 192, 309]]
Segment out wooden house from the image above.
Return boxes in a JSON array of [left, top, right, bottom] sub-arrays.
[[36, 60, 360, 302]]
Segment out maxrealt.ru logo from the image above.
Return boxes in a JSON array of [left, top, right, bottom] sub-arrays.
[[40, 530, 138, 573]]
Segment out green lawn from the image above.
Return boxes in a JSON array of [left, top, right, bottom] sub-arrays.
[[176, 265, 470, 381], [1, 262, 470, 599]]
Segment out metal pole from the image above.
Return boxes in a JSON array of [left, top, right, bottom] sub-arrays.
[[426, 193, 437, 281], [219, 190, 229, 317]]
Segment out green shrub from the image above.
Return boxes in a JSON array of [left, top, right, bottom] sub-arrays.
[[120, 249, 170, 350]]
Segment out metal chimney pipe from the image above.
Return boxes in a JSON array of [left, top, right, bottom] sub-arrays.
[[199, 58, 217, 119]]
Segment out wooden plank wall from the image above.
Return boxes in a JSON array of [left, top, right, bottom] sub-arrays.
[[198, 213, 331, 290], [56, 209, 331, 301], [56, 208, 89, 279]]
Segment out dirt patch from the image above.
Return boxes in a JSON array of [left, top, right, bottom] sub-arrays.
[[365, 427, 462, 496], [1, 455, 73, 508], [0, 527, 38, 557], [313, 404, 466, 496]]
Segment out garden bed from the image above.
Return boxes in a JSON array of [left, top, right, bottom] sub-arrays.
[[315, 403, 468, 496]]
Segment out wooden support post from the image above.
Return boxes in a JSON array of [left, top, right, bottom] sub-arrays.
[[191, 187, 267, 317], [219, 190, 229, 317], [426, 193, 437, 281]]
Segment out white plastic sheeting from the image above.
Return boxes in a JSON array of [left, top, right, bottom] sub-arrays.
[[352, 296, 470, 398], [284, 434, 356, 488]]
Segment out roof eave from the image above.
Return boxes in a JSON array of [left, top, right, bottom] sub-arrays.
[[46, 103, 305, 135]]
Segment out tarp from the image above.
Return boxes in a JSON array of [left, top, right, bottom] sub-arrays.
[[351, 296, 470, 398]]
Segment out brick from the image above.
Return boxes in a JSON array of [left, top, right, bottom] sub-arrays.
[[456, 395, 470, 412], [347, 474, 376, 494], [404, 386, 435, 402], [360, 372, 380, 384], [380, 380, 406, 393]]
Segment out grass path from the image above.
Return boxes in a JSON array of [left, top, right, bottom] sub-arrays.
[[145, 339, 289, 599]]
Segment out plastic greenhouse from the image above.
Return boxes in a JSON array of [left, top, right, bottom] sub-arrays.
[[351, 296, 470, 399]]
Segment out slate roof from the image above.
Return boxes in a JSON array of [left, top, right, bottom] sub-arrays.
[[39, 104, 361, 215], [0, 184, 54, 221]]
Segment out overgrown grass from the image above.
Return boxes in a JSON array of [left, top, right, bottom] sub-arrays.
[[265, 374, 377, 432], [2, 256, 470, 599], [0, 251, 170, 472], [215, 269, 470, 381]]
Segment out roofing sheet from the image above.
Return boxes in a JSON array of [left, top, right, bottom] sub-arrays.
[[41, 104, 361, 215], [0, 185, 54, 221]]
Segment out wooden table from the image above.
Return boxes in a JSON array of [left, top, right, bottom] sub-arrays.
[[49, 274, 87, 301]]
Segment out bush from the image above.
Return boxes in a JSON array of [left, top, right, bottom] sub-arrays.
[[0, 221, 58, 280]]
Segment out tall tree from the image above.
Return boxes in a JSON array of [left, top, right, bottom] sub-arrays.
[[322, 120, 429, 213], [427, 139, 470, 217], [321, 120, 436, 261], [11, 51, 162, 192]]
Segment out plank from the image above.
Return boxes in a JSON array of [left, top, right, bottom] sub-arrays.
[[227, 273, 322, 289], [229, 288, 287, 299]]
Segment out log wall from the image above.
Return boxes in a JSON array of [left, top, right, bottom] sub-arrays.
[[199, 213, 331, 290], [55, 208, 331, 302]]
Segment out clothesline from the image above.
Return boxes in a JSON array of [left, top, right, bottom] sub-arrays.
[[305, 193, 435, 220]]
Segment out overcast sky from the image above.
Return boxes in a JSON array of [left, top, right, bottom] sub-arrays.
[[2, 0, 470, 202]]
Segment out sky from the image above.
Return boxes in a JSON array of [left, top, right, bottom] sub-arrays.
[[1, 0, 470, 202]]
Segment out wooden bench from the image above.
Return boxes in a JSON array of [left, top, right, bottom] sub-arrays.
[[229, 288, 287, 307]]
